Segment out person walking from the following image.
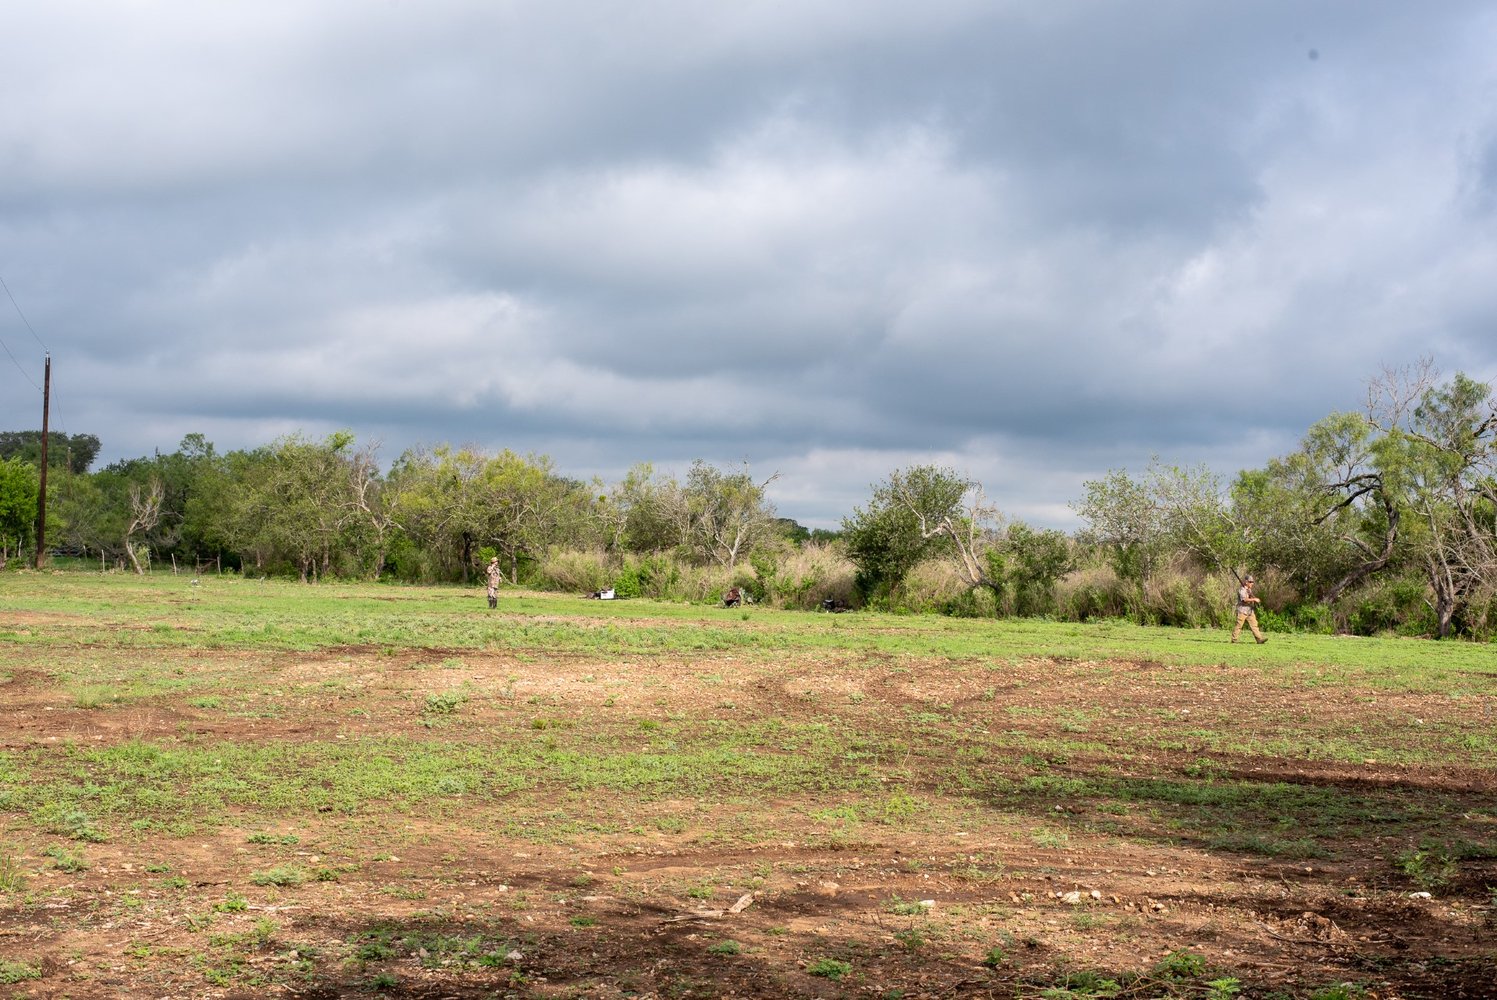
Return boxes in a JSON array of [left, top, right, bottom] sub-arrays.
[[485, 556, 502, 610], [1231, 574, 1267, 644]]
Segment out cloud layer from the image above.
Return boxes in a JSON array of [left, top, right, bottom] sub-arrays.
[[3, 1, 1495, 527]]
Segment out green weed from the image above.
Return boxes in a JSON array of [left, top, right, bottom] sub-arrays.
[[251, 864, 306, 886], [806, 957, 852, 980], [1396, 845, 1458, 891], [423, 690, 468, 716], [44, 845, 89, 872], [0, 849, 25, 892], [0, 960, 42, 985]]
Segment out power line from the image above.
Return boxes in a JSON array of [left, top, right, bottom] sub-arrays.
[[0, 333, 41, 392], [0, 273, 48, 352], [0, 272, 45, 392]]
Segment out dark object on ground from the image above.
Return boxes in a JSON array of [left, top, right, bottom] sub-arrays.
[[723, 587, 742, 608], [820, 599, 850, 613], [586, 588, 617, 600]]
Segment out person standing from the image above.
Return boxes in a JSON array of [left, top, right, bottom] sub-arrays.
[[1231, 574, 1267, 644], [486, 556, 501, 610]]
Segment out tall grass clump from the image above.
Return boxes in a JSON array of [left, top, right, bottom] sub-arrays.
[[1055, 564, 1130, 621], [892, 560, 981, 616], [749, 543, 857, 610], [534, 548, 614, 594]]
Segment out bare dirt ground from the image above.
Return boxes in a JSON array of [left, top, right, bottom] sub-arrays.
[[2, 638, 1495, 999]]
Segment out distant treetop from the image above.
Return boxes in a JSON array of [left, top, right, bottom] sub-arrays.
[[0, 431, 102, 473]]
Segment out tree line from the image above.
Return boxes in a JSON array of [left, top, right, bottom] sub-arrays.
[[2, 363, 1493, 638]]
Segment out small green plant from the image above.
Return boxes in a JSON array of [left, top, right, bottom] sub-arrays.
[[983, 945, 1007, 967], [806, 957, 852, 980], [251, 865, 306, 887], [569, 915, 597, 927], [422, 690, 468, 716], [44, 845, 89, 872], [379, 884, 425, 900], [1031, 828, 1070, 849], [48, 808, 105, 843], [1396, 845, 1458, 891], [885, 895, 928, 916], [370, 971, 399, 990], [1048, 970, 1122, 996], [0, 849, 25, 892], [893, 928, 925, 950], [246, 832, 299, 845], [1205, 978, 1243, 999], [878, 790, 919, 825], [1153, 949, 1208, 979], [708, 940, 742, 955], [0, 960, 42, 985], [214, 892, 249, 913], [1307, 985, 1368, 1000]]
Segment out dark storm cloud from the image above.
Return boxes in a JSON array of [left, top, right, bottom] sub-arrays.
[[3, 0, 1496, 527]]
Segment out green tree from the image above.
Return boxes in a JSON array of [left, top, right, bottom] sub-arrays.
[[0, 456, 40, 564], [1001, 522, 1073, 617], [1254, 410, 1401, 602], [843, 466, 1000, 605], [680, 461, 780, 571], [247, 432, 359, 581], [1072, 468, 1166, 584], [602, 462, 679, 555], [1395, 371, 1497, 637], [0, 431, 101, 472], [478, 450, 593, 583]]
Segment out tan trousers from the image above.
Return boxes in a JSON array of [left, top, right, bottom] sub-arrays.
[[1231, 610, 1265, 642]]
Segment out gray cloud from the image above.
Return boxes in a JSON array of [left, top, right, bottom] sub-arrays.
[[3, 1, 1496, 529]]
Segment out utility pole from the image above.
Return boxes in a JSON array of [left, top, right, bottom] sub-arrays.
[[34, 354, 50, 569]]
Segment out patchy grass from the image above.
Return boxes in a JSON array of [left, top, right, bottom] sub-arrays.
[[0, 572, 1494, 998]]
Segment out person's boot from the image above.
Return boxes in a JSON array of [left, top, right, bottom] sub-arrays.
[[1256, 636, 1267, 644]]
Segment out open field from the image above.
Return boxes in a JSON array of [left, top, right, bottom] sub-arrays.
[[1, 574, 1495, 999]]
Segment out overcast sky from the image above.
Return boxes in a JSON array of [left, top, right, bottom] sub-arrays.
[[3, 2, 1496, 528]]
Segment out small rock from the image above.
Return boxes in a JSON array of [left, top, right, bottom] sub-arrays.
[[1409, 891, 1432, 900], [1061, 891, 1082, 905]]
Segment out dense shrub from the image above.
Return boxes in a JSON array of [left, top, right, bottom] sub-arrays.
[[1342, 575, 1436, 637]]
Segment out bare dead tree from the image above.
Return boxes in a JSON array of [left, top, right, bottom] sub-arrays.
[[125, 478, 164, 575]]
